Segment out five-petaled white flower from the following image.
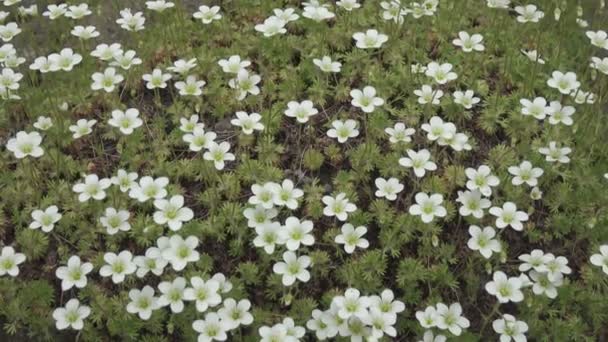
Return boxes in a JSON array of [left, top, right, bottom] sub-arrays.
[[116, 9, 145, 31], [203, 141, 236, 170], [335, 223, 369, 254], [374, 177, 404, 201], [126, 285, 160, 320], [231, 111, 264, 135], [183, 127, 216, 152], [111, 169, 138, 192], [327, 119, 359, 143], [385, 122, 415, 143], [153, 195, 194, 231], [409, 192, 447, 223], [425, 62, 458, 84], [99, 207, 131, 235], [30, 205, 62, 232], [453, 90, 480, 109], [284, 100, 319, 123], [465, 165, 500, 197], [52, 299, 91, 331], [69, 119, 96, 139], [162, 235, 200, 271], [350, 86, 384, 113], [218, 298, 254, 329], [108, 108, 143, 135], [193, 313, 230, 341], [515, 4, 545, 23], [489, 202, 529, 231], [183, 276, 222, 312], [508, 161, 543, 187], [175, 75, 206, 96], [486, 271, 524, 303], [415, 84, 444, 105], [435, 302, 470, 336], [538, 141, 571, 164], [72, 174, 112, 202], [129, 176, 169, 202], [467, 226, 501, 259], [218, 55, 250, 74], [493, 314, 529, 342], [6, 131, 44, 158], [193, 5, 222, 24], [399, 149, 437, 178], [91, 67, 124, 92], [313, 56, 341, 73], [547, 71, 580, 95], [586, 30, 608, 50], [55, 255, 93, 291], [456, 190, 491, 218], [453, 31, 484, 52], [280, 217, 315, 251], [590, 245, 608, 275], [0, 246, 25, 277], [353, 29, 388, 49], [546, 101, 575, 126], [157, 276, 188, 313], [142, 68, 172, 89], [273, 251, 311, 286], [99, 251, 136, 284], [322, 193, 357, 221]]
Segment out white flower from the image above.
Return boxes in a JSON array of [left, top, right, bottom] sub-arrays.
[[228, 69, 261, 100], [307, 309, 337, 340], [453, 90, 480, 109], [218, 298, 254, 329], [193, 313, 229, 341], [281, 216, 315, 251], [518, 249, 552, 272], [157, 277, 188, 313], [6, 131, 44, 158], [116, 8, 145, 31], [99, 251, 136, 284], [43, 4, 68, 19], [453, 31, 484, 52], [425, 62, 457, 84], [133, 247, 167, 277], [212, 272, 233, 293], [111, 169, 138, 192], [243, 205, 278, 229], [91, 67, 124, 92], [91, 43, 123, 61], [521, 49, 545, 64], [203, 142, 235, 170], [313, 56, 341, 73], [255, 17, 287, 37], [175, 75, 206, 96], [71, 25, 100, 39], [249, 182, 280, 209], [465, 165, 500, 197], [485, 271, 524, 303], [48, 48, 82, 71], [520, 97, 548, 120], [369, 289, 405, 317], [456, 190, 491, 218], [142, 68, 171, 89], [381, 1, 408, 23], [374, 177, 404, 201], [183, 127, 216, 151], [99, 207, 131, 235], [162, 235, 200, 271], [3, 53, 25, 68], [590, 245, 608, 275], [303, 5, 335, 21], [273, 179, 303, 209], [55, 256, 93, 291], [168, 58, 197, 75], [253, 222, 282, 254], [327, 119, 359, 143], [179, 114, 204, 132], [571, 89, 596, 104], [218, 55, 250, 74], [284, 100, 318, 123], [29, 205, 61, 232], [529, 270, 562, 298], [322, 193, 357, 221], [385, 122, 415, 143], [273, 8, 299, 22], [0, 67, 22, 94], [65, 4, 92, 19], [489, 202, 529, 231], [350, 86, 384, 113], [126, 285, 160, 320], [128, 176, 169, 202], [544, 255, 571, 281], [259, 323, 290, 342], [546, 101, 574, 126], [508, 161, 543, 186], [0, 43, 15, 62], [110, 50, 142, 70], [416, 306, 439, 329], [414, 84, 443, 105], [0, 246, 25, 277], [353, 29, 388, 49], [0, 22, 20, 42], [333, 288, 371, 319], [409, 192, 446, 223], [493, 314, 528, 342], [361, 307, 397, 339], [335, 223, 369, 254], [435, 303, 470, 336], [72, 174, 111, 202], [193, 5, 222, 24], [590, 56, 608, 75], [108, 108, 143, 135], [52, 299, 90, 331], [69, 119, 96, 139], [273, 251, 311, 286], [231, 111, 264, 135], [515, 4, 545, 23], [586, 30, 608, 50], [153, 195, 194, 231], [487, 0, 511, 9], [399, 149, 437, 178], [146, 0, 174, 12], [547, 71, 580, 95], [467, 226, 501, 259], [419, 330, 447, 342], [538, 141, 571, 163], [183, 276, 222, 312], [337, 0, 361, 11]]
